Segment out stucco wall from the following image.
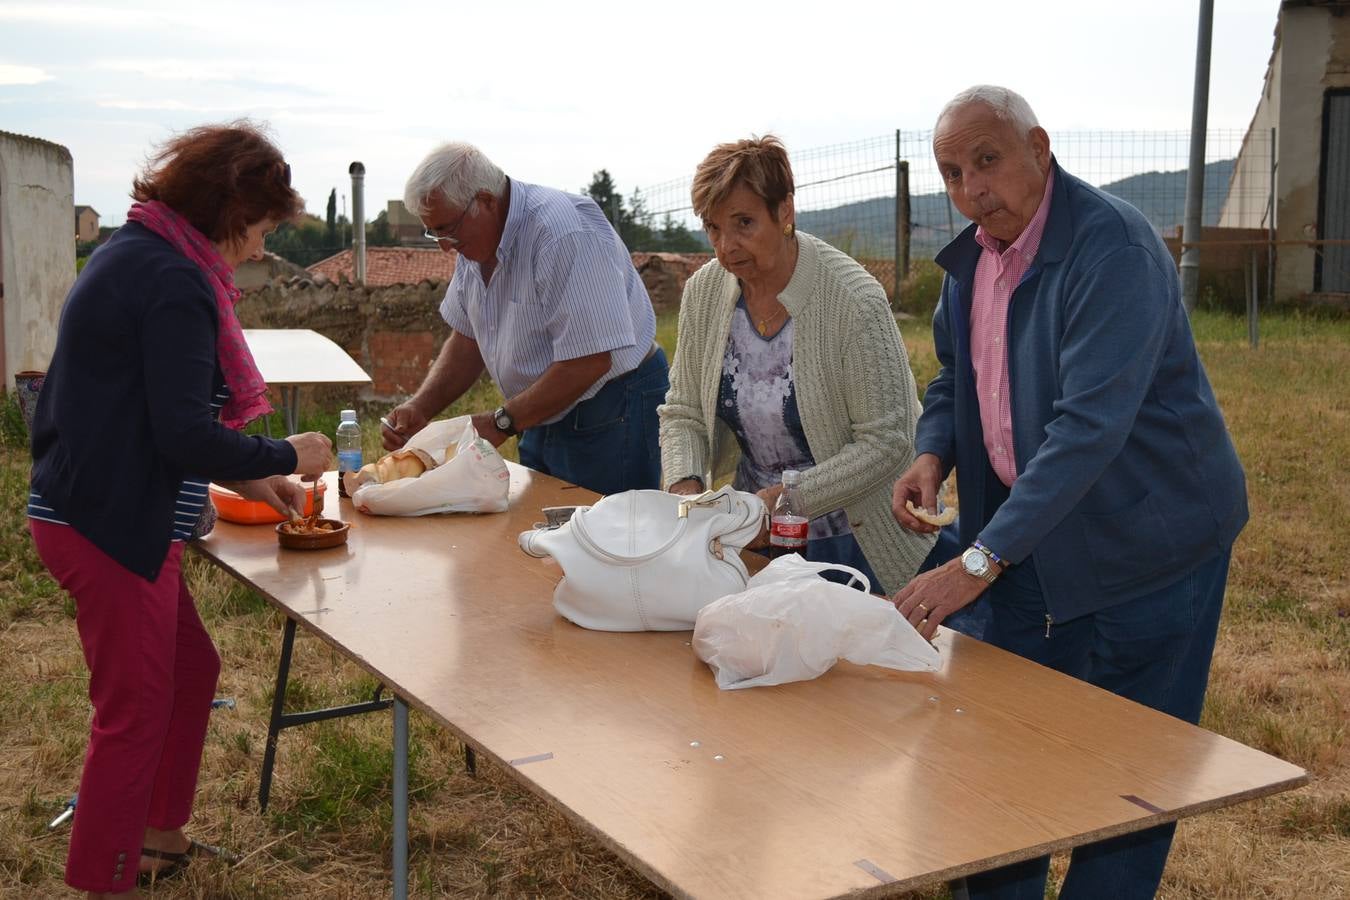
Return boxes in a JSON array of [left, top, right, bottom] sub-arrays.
[[1218, 43, 1280, 230], [0, 131, 75, 388], [1218, 5, 1350, 300]]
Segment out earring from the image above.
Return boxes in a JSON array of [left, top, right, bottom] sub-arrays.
[[783, 223, 794, 237]]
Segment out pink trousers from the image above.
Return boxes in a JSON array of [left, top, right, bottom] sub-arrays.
[[30, 520, 220, 894]]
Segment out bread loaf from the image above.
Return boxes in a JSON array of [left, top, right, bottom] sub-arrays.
[[344, 447, 439, 495]]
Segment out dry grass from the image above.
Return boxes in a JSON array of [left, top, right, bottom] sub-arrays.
[[0, 311, 1345, 899]]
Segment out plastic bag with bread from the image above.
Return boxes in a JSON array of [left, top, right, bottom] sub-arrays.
[[347, 415, 509, 517], [342, 447, 443, 495]]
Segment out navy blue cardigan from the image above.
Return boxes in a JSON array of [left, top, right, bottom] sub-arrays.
[[917, 161, 1248, 621], [30, 222, 297, 581]]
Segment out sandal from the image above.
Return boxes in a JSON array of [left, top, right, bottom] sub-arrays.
[[137, 839, 238, 887]]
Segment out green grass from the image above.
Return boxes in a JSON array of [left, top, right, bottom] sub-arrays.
[[0, 309, 1345, 898]]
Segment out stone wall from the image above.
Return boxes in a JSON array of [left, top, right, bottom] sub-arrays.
[[235, 247, 906, 408], [235, 279, 451, 404]]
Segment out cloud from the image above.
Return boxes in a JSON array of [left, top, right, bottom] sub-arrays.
[[0, 4, 186, 28], [0, 63, 52, 85]]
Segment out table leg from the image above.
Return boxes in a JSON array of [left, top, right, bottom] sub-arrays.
[[393, 696, 409, 900], [259, 617, 394, 813], [284, 385, 300, 436], [259, 618, 298, 812]]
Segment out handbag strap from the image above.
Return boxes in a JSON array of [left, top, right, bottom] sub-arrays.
[[518, 528, 549, 558], [570, 505, 691, 564], [769, 558, 872, 593]]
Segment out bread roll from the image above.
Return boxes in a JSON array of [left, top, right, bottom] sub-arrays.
[[905, 499, 957, 527], [374, 450, 427, 483], [345, 447, 438, 495]]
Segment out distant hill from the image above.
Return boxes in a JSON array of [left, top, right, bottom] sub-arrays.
[[795, 159, 1237, 258]]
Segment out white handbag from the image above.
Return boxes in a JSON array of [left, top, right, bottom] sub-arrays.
[[518, 487, 767, 632]]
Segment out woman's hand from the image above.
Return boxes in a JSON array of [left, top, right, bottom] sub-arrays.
[[233, 475, 307, 518], [668, 478, 705, 496], [286, 432, 332, 477], [892, 453, 944, 533], [746, 484, 785, 550]]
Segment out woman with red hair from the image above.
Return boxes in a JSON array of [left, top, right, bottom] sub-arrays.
[[27, 122, 331, 896]]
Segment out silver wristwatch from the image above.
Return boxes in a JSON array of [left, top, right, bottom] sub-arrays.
[[493, 405, 518, 437], [960, 545, 1000, 584]]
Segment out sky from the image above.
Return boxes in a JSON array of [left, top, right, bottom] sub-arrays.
[[0, 0, 1282, 227]]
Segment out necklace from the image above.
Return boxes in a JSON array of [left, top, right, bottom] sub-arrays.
[[754, 304, 787, 336]]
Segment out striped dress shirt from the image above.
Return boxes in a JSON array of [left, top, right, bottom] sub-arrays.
[[439, 179, 656, 424], [970, 169, 1054, 487]]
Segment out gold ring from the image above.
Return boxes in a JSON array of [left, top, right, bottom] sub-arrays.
[[917, 602, 929, 613], [920, 617, 929, 626]]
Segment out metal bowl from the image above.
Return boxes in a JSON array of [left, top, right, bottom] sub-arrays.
[[276, 518, 350, 551]]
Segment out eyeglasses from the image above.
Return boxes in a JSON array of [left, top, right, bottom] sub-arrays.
[[423, 199, 477, 246]]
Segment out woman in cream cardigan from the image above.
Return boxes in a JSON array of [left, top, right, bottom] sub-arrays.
[[659, 135, 934, 593]]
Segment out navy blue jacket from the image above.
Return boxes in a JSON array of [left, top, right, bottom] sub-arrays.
[[916, 161, 1248, 621], [30, 222, 296, 581]]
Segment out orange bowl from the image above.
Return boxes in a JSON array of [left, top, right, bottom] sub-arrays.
[[275, 518, 350, 551], [211, 481, 321, 525]]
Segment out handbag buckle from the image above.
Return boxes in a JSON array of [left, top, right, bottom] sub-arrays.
[[677, 490, 723, 519], [542, 506, 580, 528]]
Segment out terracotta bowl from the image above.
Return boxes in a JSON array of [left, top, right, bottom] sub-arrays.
[[276, 518, 350, 551]]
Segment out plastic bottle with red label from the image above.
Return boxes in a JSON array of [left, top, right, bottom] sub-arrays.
[[769, 469, 809, 558]]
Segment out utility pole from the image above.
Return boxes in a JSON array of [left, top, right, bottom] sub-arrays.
[[1180, 0, 1215, 313]]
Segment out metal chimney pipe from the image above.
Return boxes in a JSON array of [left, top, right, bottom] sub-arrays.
[[349, 161, 366, 285]]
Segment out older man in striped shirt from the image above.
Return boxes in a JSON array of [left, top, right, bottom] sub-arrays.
[[384, 142, 668, 495]]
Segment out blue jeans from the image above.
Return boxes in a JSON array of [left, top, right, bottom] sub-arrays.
[[964, 548, 1232, 900], [518, 348, 668, 496]]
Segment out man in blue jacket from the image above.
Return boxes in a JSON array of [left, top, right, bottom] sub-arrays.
[[891, 86, 1248, 900]]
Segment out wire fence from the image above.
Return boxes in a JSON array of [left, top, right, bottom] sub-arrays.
[[633, 129, 1274, 266]]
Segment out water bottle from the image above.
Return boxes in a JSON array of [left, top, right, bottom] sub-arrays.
[[336, 409, 362, 498], [769, 469, 809, 558]]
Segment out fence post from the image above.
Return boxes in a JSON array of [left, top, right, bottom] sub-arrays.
[[895, 130, 909, 306], [1247, 250, 1259, 348]]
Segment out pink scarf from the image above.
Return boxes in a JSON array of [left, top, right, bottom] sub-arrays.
[[127, 200, 272, 429]]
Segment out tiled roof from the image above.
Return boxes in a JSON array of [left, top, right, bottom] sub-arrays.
[[309, 246, 718, 290], [308, 247, 457, 287], [631, 251, 713, 279]]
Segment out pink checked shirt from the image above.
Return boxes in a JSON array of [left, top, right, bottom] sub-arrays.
[[970, 170, 1054, 487]]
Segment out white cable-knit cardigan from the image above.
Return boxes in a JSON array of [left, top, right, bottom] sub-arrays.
[[658, 232, 935, 593]]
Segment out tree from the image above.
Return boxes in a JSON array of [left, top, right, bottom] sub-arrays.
[[266, 219, 335, 267], [367, 210, 398, 247], [584, 169, 709, 253], [325, 189, 338, 247], [585, 169, 625, 231]]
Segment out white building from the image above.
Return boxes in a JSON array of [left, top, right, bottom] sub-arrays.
[[1219, 0, 1350, 300], [0, 130, 75, 388]]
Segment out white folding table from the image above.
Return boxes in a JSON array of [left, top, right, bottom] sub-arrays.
[[242, 329, 372, 435]]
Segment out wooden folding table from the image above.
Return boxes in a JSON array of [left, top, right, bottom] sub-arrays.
[[193, 465, 1306, 899]]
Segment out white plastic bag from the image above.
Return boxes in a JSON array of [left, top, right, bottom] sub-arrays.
[[692, 554, 940, 690], [350, 416, 510, 516]]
